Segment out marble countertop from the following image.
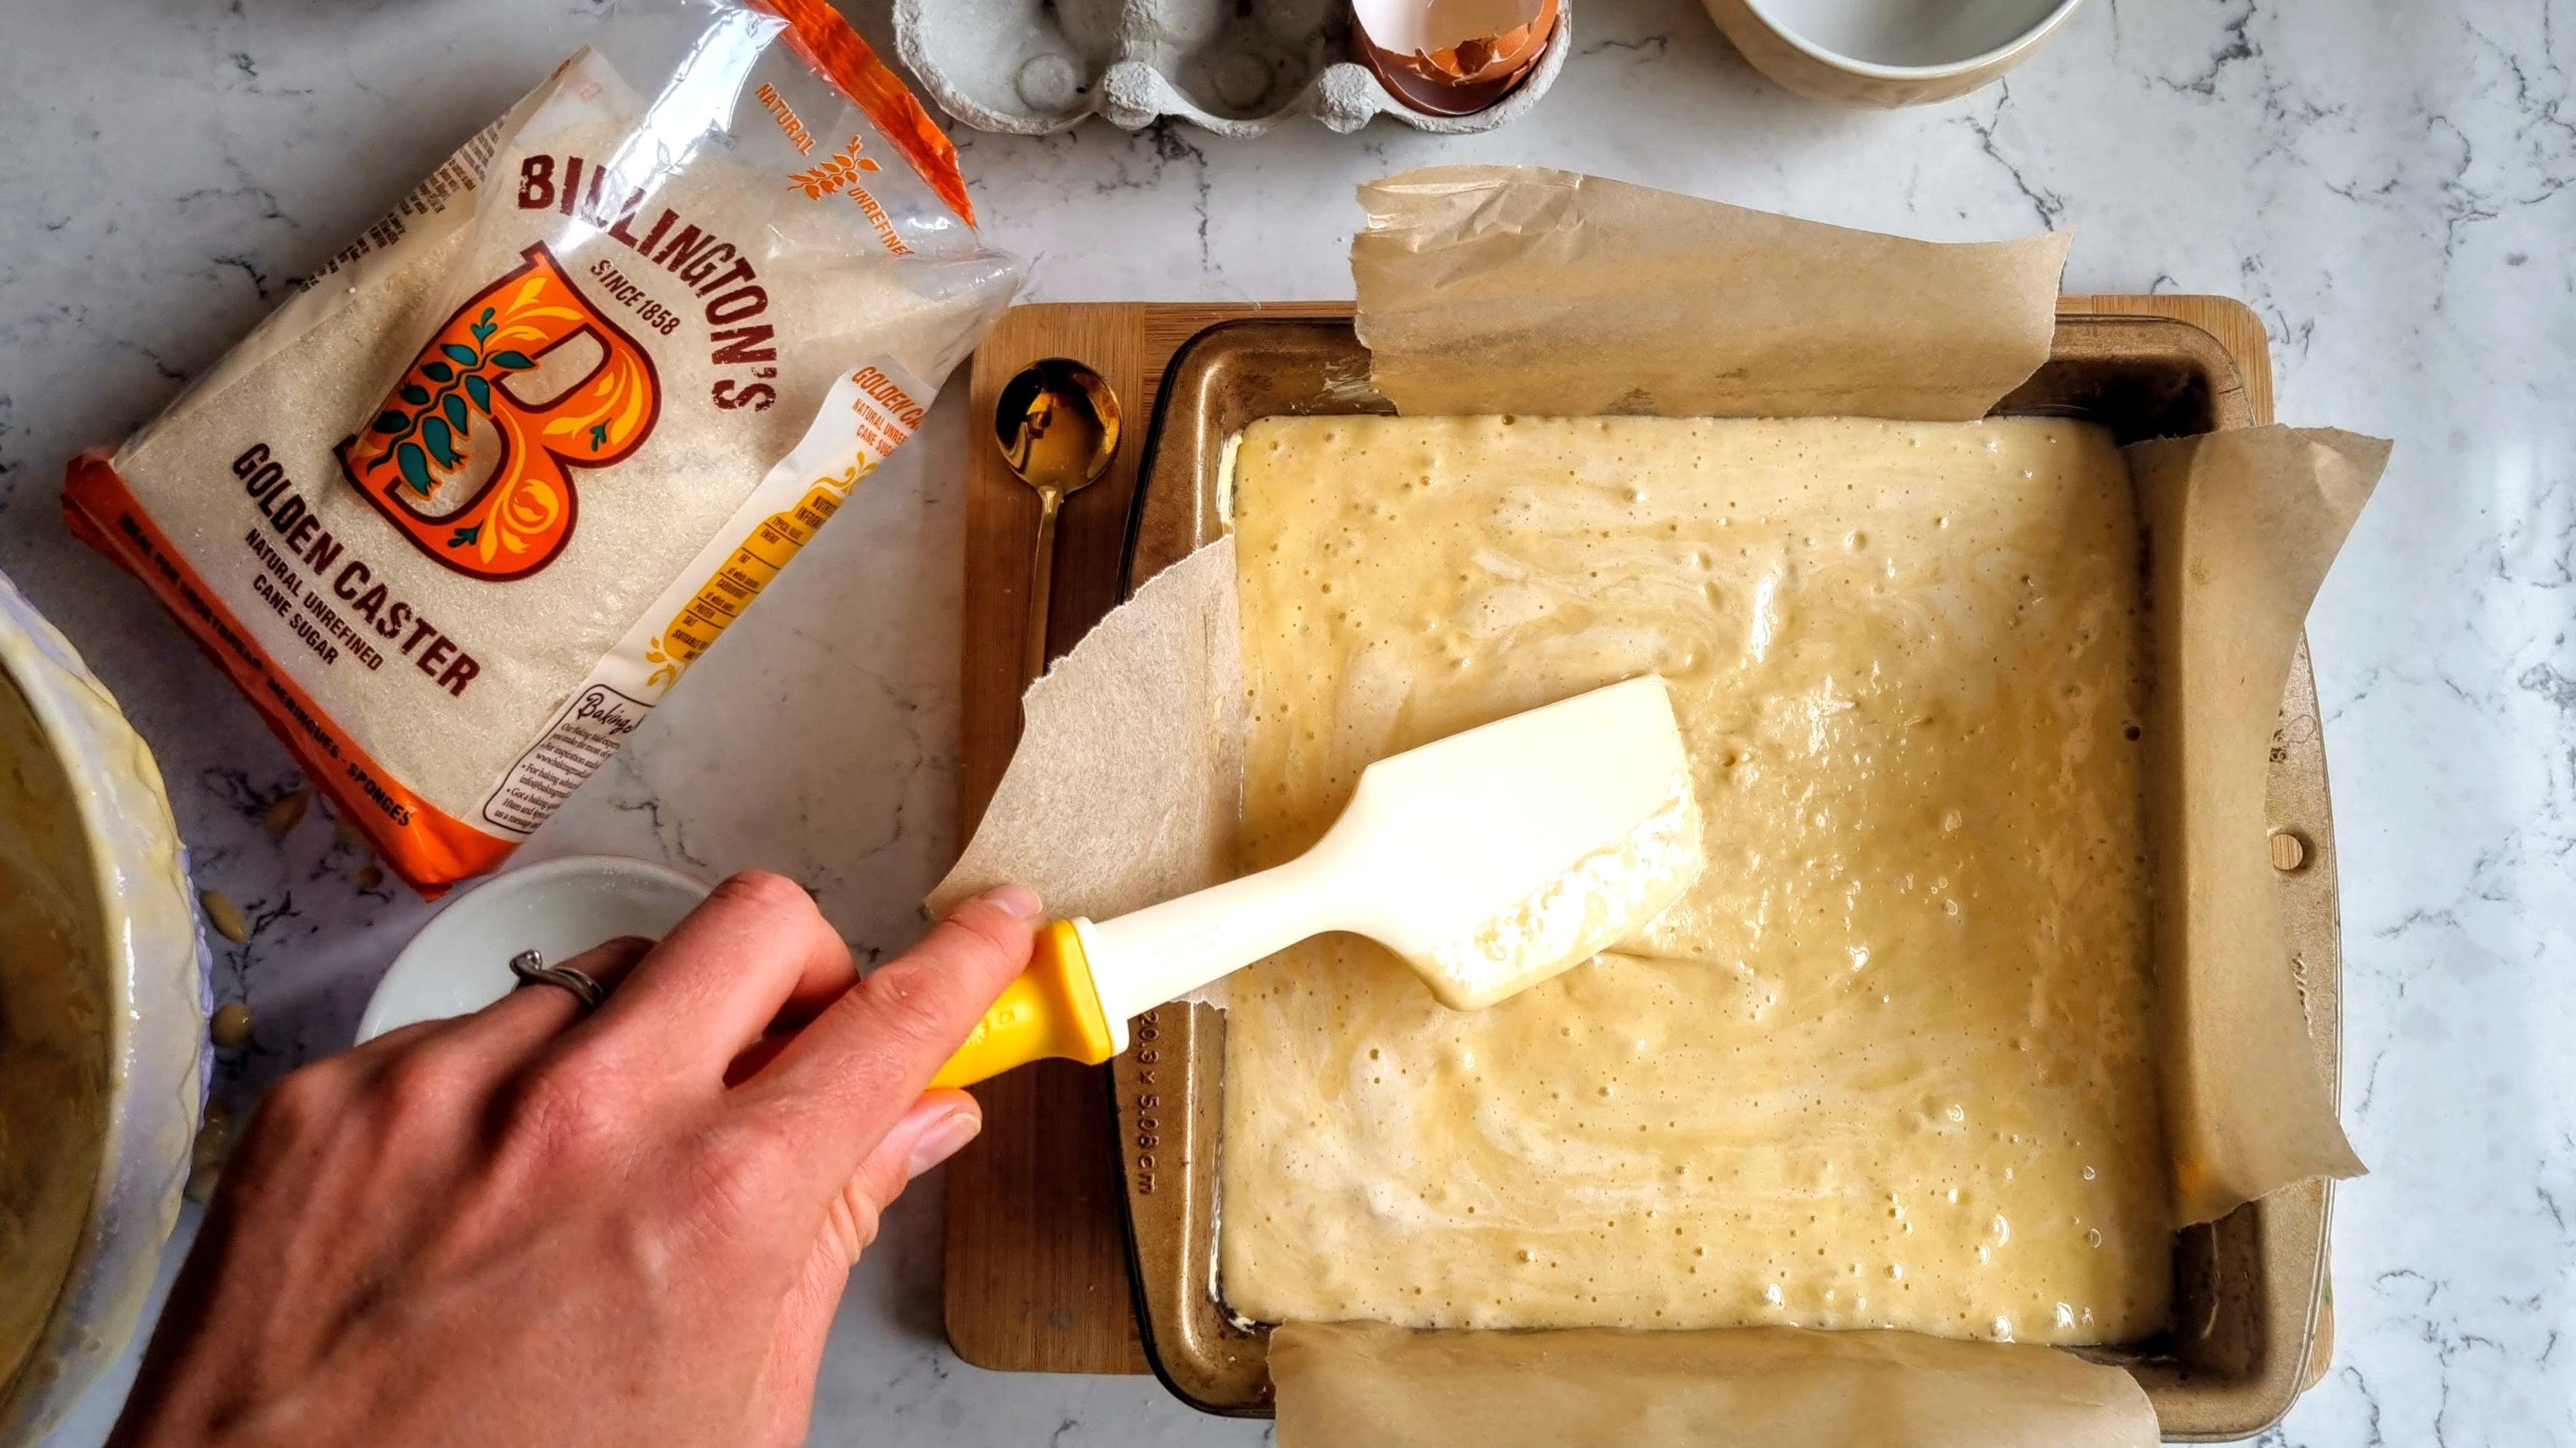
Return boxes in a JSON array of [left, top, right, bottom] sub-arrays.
[[6, 0, 2570, 1443]]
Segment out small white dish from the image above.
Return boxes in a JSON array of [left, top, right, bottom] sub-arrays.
[[1701, 0, 2085, 106], [356, 855, 709, 1043]]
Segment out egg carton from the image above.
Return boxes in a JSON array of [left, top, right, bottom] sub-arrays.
[[891, 0, 1572, 138]]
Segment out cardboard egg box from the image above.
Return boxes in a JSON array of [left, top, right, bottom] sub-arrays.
[[891, 0, 1572, 137]]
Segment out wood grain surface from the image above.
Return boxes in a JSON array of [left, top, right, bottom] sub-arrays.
[[946, 302, 1343, 1375], [943, 295, 2276, 1375]]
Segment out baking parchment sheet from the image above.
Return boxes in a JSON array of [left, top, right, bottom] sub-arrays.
[[1268, 1322, 2158, 1448], [933, 164, 2384, 1445], [1353, 166, 2068, 421]]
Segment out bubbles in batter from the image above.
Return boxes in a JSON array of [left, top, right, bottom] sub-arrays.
[[1220, 414, 2171, 1347]]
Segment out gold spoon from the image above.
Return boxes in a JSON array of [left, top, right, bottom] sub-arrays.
[[994, 358, 1121, 682]]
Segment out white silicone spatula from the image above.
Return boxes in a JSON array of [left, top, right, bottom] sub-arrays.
[[932, 675, 1702, 1088]]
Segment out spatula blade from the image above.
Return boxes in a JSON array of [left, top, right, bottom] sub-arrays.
[[1314, 675, 1700, 1003]]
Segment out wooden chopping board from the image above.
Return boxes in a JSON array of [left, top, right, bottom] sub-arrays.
[[943, 296, 2276, 1375]]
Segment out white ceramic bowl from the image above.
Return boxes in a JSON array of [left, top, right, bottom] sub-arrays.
[[357, 855, 709, 1043], [0, 571, 204, 1445], [1700, 0, 2086, 106]]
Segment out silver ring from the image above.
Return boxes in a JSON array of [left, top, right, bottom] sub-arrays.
[[508, 949, 607, 1011]]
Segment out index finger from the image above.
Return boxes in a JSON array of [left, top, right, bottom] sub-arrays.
[[735, 886, 1038, 1178], [574, 871, 855, 1082]]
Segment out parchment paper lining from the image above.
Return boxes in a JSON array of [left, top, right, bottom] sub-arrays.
[[933, 537, 1240, 937], [932, 166, 2383, 1446], [1354, 167, 2070, 422], [1270, 1322, 2159, 1448]]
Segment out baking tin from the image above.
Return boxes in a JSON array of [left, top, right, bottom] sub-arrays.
[[1107, 315, 2340, 1439]]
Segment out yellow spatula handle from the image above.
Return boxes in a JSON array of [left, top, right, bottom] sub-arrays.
[[931, 919, 1121, 1089]]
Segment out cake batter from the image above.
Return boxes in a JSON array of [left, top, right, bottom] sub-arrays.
[[1219, 414, 2171, 1345], [0, 676, 109, 1399]]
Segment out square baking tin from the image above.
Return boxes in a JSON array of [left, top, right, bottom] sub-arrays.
[[1107, 314, 2339, 1439]]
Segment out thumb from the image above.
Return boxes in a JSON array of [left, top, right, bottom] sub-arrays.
[[764, 1090, 983, 1426], [823, 1089, 981, 1265]]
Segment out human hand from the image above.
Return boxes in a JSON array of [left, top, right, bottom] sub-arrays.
[[110, 873, 1041, 1448]]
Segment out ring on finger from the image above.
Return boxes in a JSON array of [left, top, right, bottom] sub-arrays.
[[508, 949, 609, 1012]]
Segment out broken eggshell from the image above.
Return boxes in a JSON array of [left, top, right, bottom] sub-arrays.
[[1352, 0, 1560, 117]]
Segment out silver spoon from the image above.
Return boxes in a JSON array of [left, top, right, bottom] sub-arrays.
[[994, 359, 1122, 683]]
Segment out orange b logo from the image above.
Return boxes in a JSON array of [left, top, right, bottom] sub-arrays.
[[338, 243, 658, 580]]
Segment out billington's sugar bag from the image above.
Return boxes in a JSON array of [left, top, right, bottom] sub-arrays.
[[66, 0, 1021, 891]]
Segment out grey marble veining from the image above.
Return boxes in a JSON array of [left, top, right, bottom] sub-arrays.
[[3, 0, 2570, 1444]]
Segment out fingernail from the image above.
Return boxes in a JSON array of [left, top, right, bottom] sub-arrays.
[[906, 1109, 982, 1181], [979, 883, 1043, 921]]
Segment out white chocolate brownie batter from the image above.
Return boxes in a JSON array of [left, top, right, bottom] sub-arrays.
[[1219, 414, 2171, 1345]]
